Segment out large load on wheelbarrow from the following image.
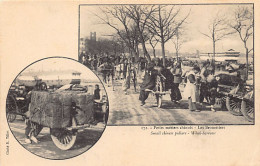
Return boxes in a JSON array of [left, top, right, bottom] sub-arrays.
[[28, 90, 95, 150], [216, 73, 254, 122]]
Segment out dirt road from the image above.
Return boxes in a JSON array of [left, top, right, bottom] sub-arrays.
[[106, 80, 253, 125]]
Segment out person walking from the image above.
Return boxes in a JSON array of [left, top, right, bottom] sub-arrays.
[[24, 119, 43, 144], [98, 60, 110, 84], [122, 59, 131, 94], [139, 63, 157, 106]]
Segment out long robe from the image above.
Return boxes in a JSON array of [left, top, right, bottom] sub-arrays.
[[140, 71, 156, 91], [183, 71, 198, 101]]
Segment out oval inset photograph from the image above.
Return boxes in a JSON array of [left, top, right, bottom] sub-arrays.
[[6, 57, 108, 160]]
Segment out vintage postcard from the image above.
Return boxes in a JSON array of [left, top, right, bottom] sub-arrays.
[[79, 4, 254, 125], [0, 1, 260, 166]]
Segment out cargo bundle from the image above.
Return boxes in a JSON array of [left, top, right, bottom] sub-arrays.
[[29, 90, 94, 128]]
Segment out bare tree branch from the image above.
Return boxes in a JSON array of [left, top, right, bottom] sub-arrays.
[[229, 6, 253, 78], [145, 5, 191, 66]]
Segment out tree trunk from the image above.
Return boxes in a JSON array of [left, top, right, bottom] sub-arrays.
[[135, 22, 151, 63], [245, 46, 249, 79], [135, 42, 139, 59], [158, 7, 165, 67], [131, 48, 138, 61], [161, 40, 166, 67], [176, 49, 178, 60], [140, 36, 151, 62], [127, 43, 138, 61], [129, 47, 132, 57], [213, 41, 216, 74], [153, 47, 156, 58], [176, 29, 179, 60]]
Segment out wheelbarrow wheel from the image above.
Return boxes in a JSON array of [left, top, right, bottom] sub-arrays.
[[50, 117, 77, 150], [241, 100, 254, 122], [6, 95, 17, 122], [226, 97, 242, 116]]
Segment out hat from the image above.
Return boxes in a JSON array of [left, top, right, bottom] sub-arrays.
[[153, 57, 160, 62], [147, 63, 154, 71], [193, 66, 200, 72], [239, 64, 246, 69], [207, 66, 213, 71]]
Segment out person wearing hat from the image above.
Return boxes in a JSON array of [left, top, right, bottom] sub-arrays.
[[206, 70, 218, 112], [122, 58, 131, 94], [139, 63, 157, 106], [237, 64, 247, 82], [98, 60, 110, 84], [153, 57, 162, 69], [199, 61, 210, 105], [122, 58, 128, 79], [153, 57, 174, 91], [170, 61, 182, 103], [183, 66, 201, 112]]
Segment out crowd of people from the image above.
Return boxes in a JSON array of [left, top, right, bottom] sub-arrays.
[[138, 58, 219, 112], [80, 52, 248, 112]]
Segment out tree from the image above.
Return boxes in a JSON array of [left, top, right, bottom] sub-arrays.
[[229, 6, 253, 78], [113, 35, 127, 55], [84, 37, 125, 57], [95, 5, 157, 62], [171, 28, 186, 60], [147, 32, 158, 58], [128, 25, 141, 58], [95, 6, 140, 59], [124, 5, 158, 62], [146, 5, 190, 67], [201, 12, 235, 73]]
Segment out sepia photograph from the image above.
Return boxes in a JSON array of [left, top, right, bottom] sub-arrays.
[[79, 4, 254, 125], [0, 1, 259, 166], [6, 57, 108, 159]]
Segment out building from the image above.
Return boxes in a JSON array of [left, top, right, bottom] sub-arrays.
[[79, 38, 85, 54], [199, 49, 240, 63], [145, 48, 170, 58], [90, 32, 96, 41]]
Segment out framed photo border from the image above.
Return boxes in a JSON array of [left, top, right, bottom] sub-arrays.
[[78, 3, 255, 126]]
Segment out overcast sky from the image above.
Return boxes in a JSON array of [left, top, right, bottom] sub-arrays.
[[80, 4, 253, 54], [21, 58, 100, 82]]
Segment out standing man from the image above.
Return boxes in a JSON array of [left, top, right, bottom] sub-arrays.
[[207, 70, 218, 112], [199, 61, 210, 105], [98, 59, 109, 84], [170, 61, 182, 103]]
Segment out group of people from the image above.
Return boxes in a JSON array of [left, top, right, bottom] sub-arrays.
[[139, 59, 219, 112], [139, 58, 182, 106], [184, 62, 219, 112], [80, 52, 138, 89], [80, 52, 248, 113]]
